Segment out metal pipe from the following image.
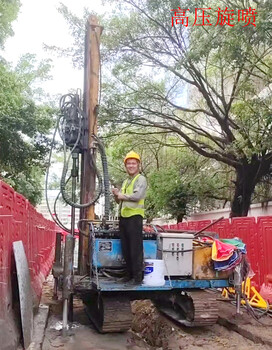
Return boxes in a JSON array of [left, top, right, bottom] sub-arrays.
[[53, 232, 62, 300], [62, 299, 68, 336], [71, 152, 79, 237], [236, 292, 241, 314], [55, 232, 62, 264], [194, 216, 225, 236], [62, 234, 74, 335], [53, 277, 58, 300], [234, 264, 242, 314]]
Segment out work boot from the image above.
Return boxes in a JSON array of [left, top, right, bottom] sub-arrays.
[[120, 275, 132, 283], [127, 278, 142, 285], [128, 272, 143, 285], [119, 272, 132, 283], [134, 271, 143, 283]]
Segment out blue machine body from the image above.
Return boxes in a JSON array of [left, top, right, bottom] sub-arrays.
[[90, 235, 231, 292], [93, 278, 230, 292], [93, 238, 157, 268]]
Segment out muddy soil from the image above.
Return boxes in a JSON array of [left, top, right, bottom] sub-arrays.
[[131, 300, 272, 350], [41, 277, 150, 350], [40, 276, 272, 350]]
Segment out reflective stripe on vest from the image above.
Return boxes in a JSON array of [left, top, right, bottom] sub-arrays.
[[120, 173, 145, 218]]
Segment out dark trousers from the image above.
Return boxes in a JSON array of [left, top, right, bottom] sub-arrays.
[[119, 215, 143, 281]]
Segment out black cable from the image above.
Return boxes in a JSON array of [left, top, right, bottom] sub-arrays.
[[93, 135, 110, 219], [59, 94, 103, 209], [53, 178, 72, 233], [45, 113, 69, 229]]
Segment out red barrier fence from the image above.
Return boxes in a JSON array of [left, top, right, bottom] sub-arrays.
[[164, 217, 272, 302], [0, 180, 56, 321]]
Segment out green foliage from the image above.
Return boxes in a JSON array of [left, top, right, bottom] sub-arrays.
[[106, 132, 232, 220], [57, 1, 272, 216], [0, 0, 20, 47], [100, 0, 272, 216], [0, 0, 55, 205], [5, 166, 43, 206], [44, 3, 91, 69], [0, 58, 54, 205], [15, 53, 53, 99], [146, 167, 192, 222]]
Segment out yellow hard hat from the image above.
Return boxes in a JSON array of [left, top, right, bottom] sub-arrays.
[[124, 151, 141, 163]]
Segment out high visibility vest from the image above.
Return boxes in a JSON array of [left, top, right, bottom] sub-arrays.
[[120, 174, 145, 218]]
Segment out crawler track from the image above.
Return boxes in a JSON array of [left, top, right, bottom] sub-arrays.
[[156, 290, 219, 327], [85, 294, 132, 333]]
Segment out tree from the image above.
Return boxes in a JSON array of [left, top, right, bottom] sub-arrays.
[[0, 58, 55, 204], [146, 167, 193, 222], [0, 0, 20, 48], [0, 0, 54, 205], [100, 0, 272, 217], [53, 1, 272, 216], [105, 132, 232, 221]]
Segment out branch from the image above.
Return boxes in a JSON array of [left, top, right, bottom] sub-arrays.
[[125, 44, 196, 85], [187, 63, 236, 142], [121, 116, 240, 167]]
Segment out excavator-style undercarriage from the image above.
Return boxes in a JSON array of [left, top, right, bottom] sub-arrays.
[[155, 290, 219, 327], [74, 273, 223, 333]]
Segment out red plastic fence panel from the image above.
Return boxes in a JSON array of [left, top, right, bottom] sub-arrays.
[[0, 215, 12, 318], [177, 222, 188, 230], [211, 218, 231, 238], [169, 224, 178, 230], [194, 220, 212, 230], [166, 216, 272, 296], [0, 181, 14, 215], [256, 216, 272, 288], [187, 221, 199, 230], [0, 180, 56, 319]]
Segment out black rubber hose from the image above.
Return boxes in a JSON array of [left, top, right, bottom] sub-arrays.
[[60, 157, 103, 209], [93, 136, 110, 219], [59, 94, 103, 209]]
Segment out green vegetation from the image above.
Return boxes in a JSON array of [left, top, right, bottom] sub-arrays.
[[105, 133, 231, 221], [0, 0, 20, 47], [56, 0, 272, 217], [0, 1, 54, 205], [100, 0, 272, 217]]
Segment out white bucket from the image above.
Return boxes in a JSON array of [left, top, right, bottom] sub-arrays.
[[143, 259, 165, 287]]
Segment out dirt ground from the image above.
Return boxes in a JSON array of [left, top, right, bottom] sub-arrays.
[[41, 277, 149, 350], [40, 276, 272, 350], [132, 300, 272, 350]]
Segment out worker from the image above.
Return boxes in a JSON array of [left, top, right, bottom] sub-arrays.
[[112, 151, 147, 284]]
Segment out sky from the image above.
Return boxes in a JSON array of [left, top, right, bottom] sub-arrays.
[[3, 0, 105, 96]]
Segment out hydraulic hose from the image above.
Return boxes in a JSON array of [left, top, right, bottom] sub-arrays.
[[47, 93, 111, 224], [60, 153, 103, 209], [59, 93, 103, 209], [93, 135, 110, 219]]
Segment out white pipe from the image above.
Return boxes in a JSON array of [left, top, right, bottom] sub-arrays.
[[62, 298, 68, 336]]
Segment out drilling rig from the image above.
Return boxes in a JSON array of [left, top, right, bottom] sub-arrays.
[[48, 15, 245, 334]]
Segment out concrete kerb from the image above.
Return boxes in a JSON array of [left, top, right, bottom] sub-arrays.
[[217, 316, 272, 347], [28, 304, 50, 350], [216, 301, 272, 348]]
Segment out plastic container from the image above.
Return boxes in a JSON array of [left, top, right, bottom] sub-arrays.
[[143, 259, 165, 286]]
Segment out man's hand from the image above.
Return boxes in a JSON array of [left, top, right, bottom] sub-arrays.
[[117, 193, 126, 200], [112, 187, 119, 196]]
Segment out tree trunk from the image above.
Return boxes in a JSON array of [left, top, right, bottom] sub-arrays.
[[230, 157, 272, 217], [177, 212, 185, 223], [230, 161, 259, 217]]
